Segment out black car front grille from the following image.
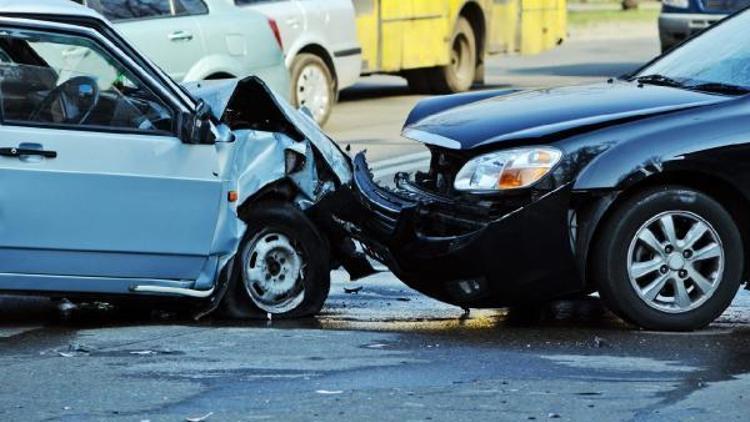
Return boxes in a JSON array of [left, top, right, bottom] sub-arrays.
[[412, 147, 469, 196]]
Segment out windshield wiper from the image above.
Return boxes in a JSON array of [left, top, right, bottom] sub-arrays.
[[634, 74, 685, 88], [686, 82, 750, 95]]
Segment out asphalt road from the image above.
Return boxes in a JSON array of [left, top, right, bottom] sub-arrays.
[[2, 29, 750, 421]]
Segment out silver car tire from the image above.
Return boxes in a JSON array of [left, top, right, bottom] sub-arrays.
[[220, 201, 330, 319]]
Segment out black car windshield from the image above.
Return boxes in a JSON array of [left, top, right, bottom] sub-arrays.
[[636, 11, 750, 95]]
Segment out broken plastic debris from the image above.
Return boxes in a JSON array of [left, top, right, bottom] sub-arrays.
[[130, 350, 158, 356], [315, 390, 343, 395], [57, 342, 94, 357], [365, 343, 388, 349], [56, 299, 77, 312], [185, 412, 214, 422], [593, 336, 609, 348]]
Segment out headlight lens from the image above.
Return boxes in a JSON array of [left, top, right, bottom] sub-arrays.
[[662, 0, 689, 8], [454, 147, 562, 191]]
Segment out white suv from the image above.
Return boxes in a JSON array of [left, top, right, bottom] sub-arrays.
[[237, 0, 361, 125], [75, 0, 291, 99]]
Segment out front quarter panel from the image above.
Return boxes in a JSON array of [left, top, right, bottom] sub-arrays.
[[571, 98, 750, 193], [565, 97, 750, 284]]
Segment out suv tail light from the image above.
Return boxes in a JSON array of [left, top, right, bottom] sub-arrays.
[[268, 18, 284, 51]]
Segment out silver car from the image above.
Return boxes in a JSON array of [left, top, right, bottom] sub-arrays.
[[237, 0, 361, 125], [0, 0, 366, 318], [75, 0, 291, 99]]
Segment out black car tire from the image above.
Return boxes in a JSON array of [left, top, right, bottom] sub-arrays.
[[291, 53, 335, 127], [220, 201, 330, 319], [430, 17, 477, 94], [592, 187, 743, 331]]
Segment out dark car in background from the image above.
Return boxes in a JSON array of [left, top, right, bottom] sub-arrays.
[[659, 0, 748, 51], [343, 8, 750, 332]]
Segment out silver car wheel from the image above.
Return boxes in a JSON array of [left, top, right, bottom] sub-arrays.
[[242, 231, 306, 314], [627, 210, 725, 314], [295, 63, 330, 123]]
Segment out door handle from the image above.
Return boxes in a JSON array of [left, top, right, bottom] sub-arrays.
[[285, 17, 301, 26], [168, 31, 194, 42], [0, 147, 57, 159]]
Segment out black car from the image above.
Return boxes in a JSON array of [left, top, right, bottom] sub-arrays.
[[340, 9, 750, 331]]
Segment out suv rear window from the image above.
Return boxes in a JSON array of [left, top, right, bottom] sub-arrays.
[[73, 0, 208, 21], [174, 0, 209, 16]]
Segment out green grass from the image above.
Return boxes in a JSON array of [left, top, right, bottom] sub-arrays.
[[568, 8, 660, 27]]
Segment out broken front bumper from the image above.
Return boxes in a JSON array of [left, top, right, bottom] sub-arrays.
[[340, 153, 583, 307]]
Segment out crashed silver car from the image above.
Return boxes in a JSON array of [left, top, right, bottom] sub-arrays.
[[0, 0, 368, 318]]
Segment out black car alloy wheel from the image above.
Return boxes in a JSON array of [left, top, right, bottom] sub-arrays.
[[593, 187, 744, 331]]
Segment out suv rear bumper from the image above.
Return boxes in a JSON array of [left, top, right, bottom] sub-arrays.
[[659, 13, 725, 50]]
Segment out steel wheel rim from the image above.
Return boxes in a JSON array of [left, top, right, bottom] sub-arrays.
[[242, 231, 305, 314], [627, 210, 725, 314], [296, 63, 330, 123]]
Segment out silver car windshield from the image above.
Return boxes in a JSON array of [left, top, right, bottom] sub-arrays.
[[637, 12, 750, 94]]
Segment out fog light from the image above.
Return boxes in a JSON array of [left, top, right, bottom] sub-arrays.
[[447, 278, 487, 301], [458, 280, 481, 295]]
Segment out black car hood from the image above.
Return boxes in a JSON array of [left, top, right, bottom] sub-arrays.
[[404, 81, 733, 150]]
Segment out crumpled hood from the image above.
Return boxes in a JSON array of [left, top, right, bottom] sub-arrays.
[[404, 81, 734, 150], [183, 79, 238, 117], [184, 77, 351, 184]]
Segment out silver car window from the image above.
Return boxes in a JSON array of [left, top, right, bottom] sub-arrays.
[[0, 28, 173, 133]]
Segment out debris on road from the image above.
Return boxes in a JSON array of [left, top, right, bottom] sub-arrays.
[[316, 390, 344, 395], [56, 342, 95, 357], [364, 343, 388, 349], [186, 412, 214, 422], [130, 350, 158, 356], [593, 336, 609, 348]]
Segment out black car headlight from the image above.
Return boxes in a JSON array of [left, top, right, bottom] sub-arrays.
[[453, 147, 562, 192]]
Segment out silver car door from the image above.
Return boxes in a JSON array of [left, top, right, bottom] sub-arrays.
[[0, 25, 222, 281]]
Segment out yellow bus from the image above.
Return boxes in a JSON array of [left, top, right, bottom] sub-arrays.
[[353, 0, 567, 93]]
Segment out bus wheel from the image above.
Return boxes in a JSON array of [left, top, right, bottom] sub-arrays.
[[431, 17, 476, 94]]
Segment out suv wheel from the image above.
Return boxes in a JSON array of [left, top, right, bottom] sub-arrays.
[[291, 53, 335, 126], [593, 187, 743, 331], [221, 201, 330, 319]]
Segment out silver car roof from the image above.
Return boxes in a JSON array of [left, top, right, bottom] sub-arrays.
[[0, 0, 103, 20]]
